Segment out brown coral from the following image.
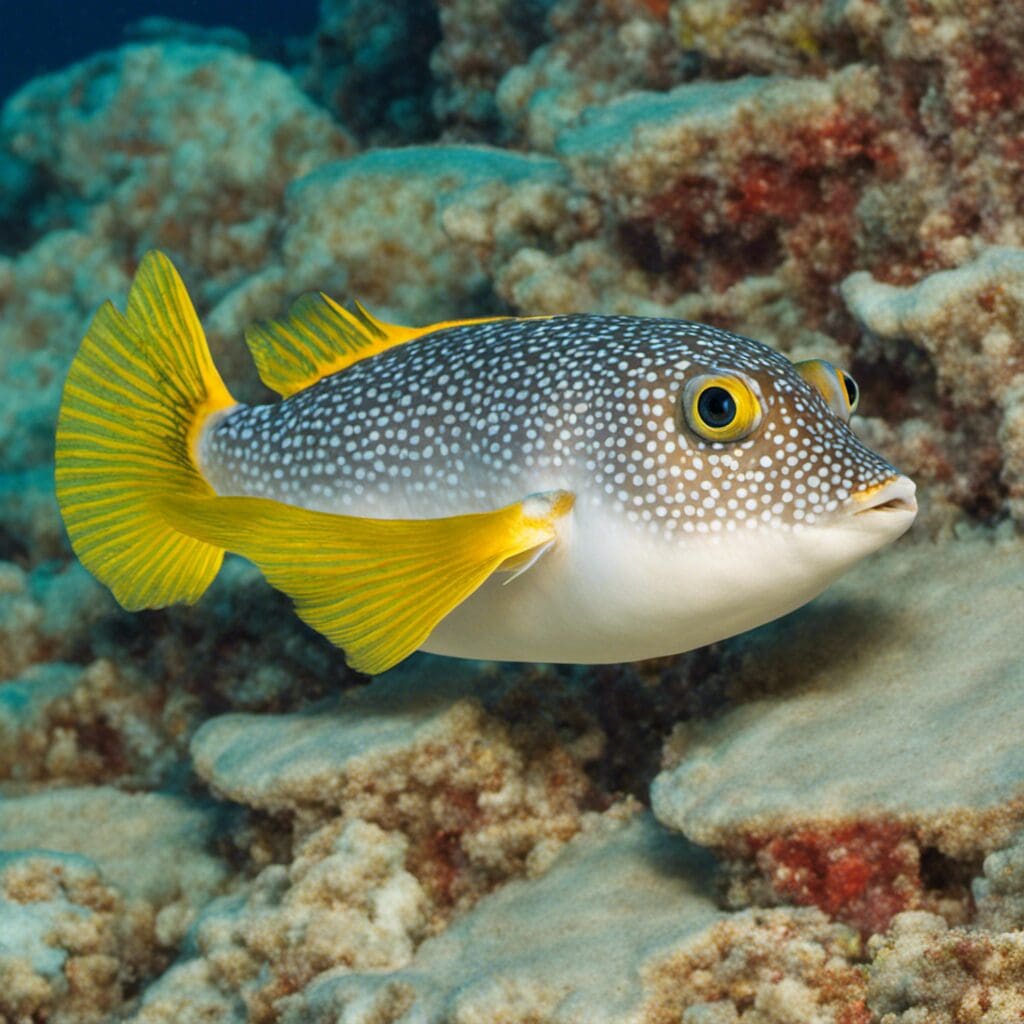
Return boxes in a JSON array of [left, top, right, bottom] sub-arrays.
[[0, 853, 158, 1024]]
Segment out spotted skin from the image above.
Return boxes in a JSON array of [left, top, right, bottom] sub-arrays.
[[201, 315, 898, 538]]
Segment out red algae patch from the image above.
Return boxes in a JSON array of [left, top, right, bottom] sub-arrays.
[[556, 67, 881, 310], [750, 823, 922, 937]]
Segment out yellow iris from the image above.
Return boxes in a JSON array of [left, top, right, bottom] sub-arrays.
[[682, 373, 763, 442]]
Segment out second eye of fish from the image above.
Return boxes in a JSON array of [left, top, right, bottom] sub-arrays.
[[840, 371, 859, 413], [793, 359, 859, 422]]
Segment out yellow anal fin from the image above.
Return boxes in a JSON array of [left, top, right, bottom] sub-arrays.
[[245, 292, 510, 398], [157, 490, 575, 675]]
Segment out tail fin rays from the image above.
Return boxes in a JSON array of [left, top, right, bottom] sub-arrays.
[[55, 251, 235, 610]]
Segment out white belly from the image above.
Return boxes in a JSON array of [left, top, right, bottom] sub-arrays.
[[201, 410, 902, 665], [420, 502, 880, 664]]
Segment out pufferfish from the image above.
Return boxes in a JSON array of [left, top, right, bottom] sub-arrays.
[[55, 251, 916, 674]]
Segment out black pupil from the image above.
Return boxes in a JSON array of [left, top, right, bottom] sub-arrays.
[[698, 386, 736, 428], [841, 373, 858, 407]]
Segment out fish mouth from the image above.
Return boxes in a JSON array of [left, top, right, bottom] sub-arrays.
[[851, 475, 918, 517]]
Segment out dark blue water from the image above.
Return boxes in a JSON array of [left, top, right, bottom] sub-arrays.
[[2, 1, 318, 100]]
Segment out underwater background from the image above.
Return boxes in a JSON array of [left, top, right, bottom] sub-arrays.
[[2, 1, 1024, 1021]]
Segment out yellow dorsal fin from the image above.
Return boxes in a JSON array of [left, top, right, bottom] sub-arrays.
[[245, 292, 509, 398], [157, 490, 574, 675]]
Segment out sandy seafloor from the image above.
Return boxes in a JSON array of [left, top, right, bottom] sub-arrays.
[[2, 1, 1024, 1021]]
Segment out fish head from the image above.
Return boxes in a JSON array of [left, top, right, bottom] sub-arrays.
[[665, 335, 917, 544], [598, 325, 918, 635]]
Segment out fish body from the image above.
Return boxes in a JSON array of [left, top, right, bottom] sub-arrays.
[[56, 253, 916, 673]]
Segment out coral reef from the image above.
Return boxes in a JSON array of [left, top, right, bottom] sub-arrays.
[[1, 0, 1024, 1019], [275, 146, 570, 323], [303, 0, 441, 144], [0, 788, 227, 910], [643, 906, 869, 1023], [496, 0, 691, 151], [974, 831, 1024, 933], [652, 534, 1024, 932], [556, 65, 882, 308], [432, 0, 553, 137], [844, 248, 1024, 522], [191, 662, 606, 910], [130, 819, 430, 1024], [0, 852, 155, 1024], [866, 912, 1024, 1023], [0, 41, 356, 557], [3, 44, 351, 282], [0, 791, 228, 1022], [280, 813, 723, 1024]]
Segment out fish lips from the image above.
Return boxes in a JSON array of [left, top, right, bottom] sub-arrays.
[[844, 474, 918, 534]]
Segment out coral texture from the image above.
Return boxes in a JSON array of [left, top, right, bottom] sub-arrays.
[[191, 662, 607, 911], [0, 853, 155, 1024], [281, 813, 723, 1024], [867, 912, 1024, 1023], [844, 248, 1024, 521], [652, 535, 1024, 932]]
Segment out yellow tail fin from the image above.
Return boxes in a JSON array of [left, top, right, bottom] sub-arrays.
[[55, 251, 235, 610]]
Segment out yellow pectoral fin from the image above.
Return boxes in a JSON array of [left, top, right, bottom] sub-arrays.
[[156, 491, 574, 675]]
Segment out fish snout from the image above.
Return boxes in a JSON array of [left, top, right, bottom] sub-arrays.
[[849, 474, 918, 521]]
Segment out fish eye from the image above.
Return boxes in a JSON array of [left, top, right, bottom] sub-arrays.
[[840, 371, 859, 414], [698, 386, 736, 428], [682, 373, 762, 443], [793, 359, 858, 423]]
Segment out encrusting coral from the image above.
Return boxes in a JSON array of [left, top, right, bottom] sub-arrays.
[[866, 912, 1024, 1024], [274, 146, 570, 325], [190, 662, 608, 911], [2, 0, 1024, 1019], [0, 853, 155, 1024], [652, 534, 1024, 934], [844, 248, 1024, 522], [2, 43, 352, 282], [642, 906, 868, 1024], [973, 831, 1024, 933], [130, 819, 430, 1024], [279, 813, 723, 1024]]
